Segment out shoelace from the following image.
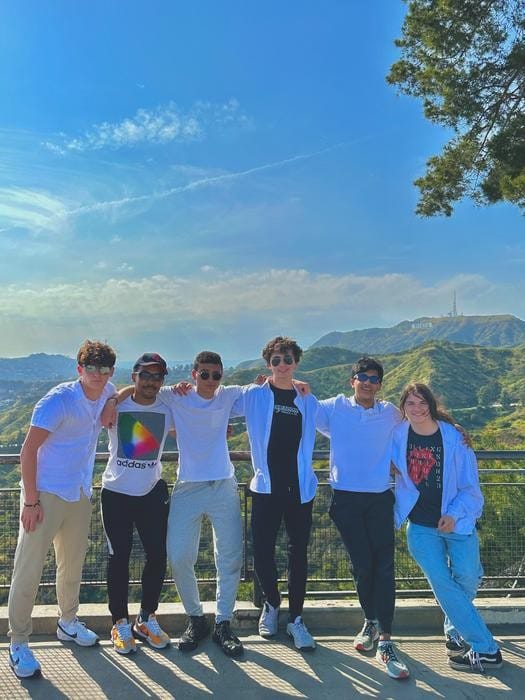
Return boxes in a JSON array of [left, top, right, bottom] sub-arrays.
[[116, 621, 133, 640], [466, 649, 485, 673], [447, 633, 463, 646], [292, 618, 311, 642], [362, 620, 377, 639], [14, 645, 35, 663], [378, 642, 398, 663], [144, 617, 162, 635]]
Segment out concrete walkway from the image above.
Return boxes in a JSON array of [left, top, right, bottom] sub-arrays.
[[1, 600, 524, 699]]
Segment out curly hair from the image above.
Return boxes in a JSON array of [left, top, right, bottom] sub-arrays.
[[77, 340, 116, 368], [261, 336, 303, 364]]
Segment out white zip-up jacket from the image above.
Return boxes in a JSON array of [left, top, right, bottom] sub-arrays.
[[392, 420, 483, 534], [232, 383, 318, 503]]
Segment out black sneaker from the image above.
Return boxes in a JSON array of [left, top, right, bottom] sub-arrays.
[[178, 615, 210, 651], [448, 648, 503, 673], [212, 621, 244, 658], [445, 633, 467, 657]]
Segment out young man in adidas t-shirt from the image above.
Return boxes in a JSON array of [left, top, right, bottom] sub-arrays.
[[101, 353, 174, 655], [8, 340, 116, 680], [104, 350, 248, 657]]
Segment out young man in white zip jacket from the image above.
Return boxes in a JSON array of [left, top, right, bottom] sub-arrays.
[[232, 336, 318, 651]]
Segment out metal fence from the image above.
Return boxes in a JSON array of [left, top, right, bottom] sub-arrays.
[[0, 451, 524, 605]]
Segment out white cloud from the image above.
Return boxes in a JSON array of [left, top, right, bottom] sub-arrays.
[[43, 99, 250, 154]]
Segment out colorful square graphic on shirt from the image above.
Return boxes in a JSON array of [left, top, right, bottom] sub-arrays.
[[117, 411, 166, 460]]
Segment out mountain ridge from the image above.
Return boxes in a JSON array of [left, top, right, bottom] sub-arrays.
[[311, 314, 525, 353]]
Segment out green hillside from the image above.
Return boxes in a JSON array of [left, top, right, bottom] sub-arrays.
[[312, 314, 525, 353]]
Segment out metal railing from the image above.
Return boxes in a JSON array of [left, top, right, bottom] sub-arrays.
[[0, 451, 524, 605]]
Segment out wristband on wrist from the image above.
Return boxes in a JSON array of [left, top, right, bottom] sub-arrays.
[[108, 396, 118, 404], [23, 500, 41, 508]]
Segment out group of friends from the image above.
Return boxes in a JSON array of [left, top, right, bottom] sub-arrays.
[[7, 336, 503, 682]]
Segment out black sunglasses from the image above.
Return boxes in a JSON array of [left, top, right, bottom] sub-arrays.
[[198, 369, 222, 381], [270, 355, 294, 367], [353, 372, 381, 385], [138, 370, 164, 381]]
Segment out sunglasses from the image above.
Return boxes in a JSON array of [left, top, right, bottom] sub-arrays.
[[82, 364, 113, 375], [198, 369, 222, 381], [353, 373, 381, 385], [138, 370, 164, 382], [270, 355, 295, 367]]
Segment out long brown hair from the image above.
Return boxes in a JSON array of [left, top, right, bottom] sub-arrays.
[[399, 382, 455, 425]]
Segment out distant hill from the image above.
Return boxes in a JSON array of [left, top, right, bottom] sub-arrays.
[[311, 315, 525, 353], [0, 353, 77, 382]]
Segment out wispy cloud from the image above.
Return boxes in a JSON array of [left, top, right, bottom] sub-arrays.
[[0, 187, 68, 233], [43, 99, 249, 154], [66, 142, 349, 218]]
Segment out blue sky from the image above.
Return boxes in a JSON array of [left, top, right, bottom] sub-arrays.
[[0, 1, 523, 363]]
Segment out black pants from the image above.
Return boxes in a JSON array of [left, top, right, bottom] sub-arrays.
[[251, 489, 313, 621], [329, 489, 395, 634], [101, 479, 169, 624]]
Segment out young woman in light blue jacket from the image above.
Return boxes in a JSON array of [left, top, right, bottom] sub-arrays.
[[392, 382, 502, 673]]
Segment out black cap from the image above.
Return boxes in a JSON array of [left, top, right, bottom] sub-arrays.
[[133, 352, 168, 375]]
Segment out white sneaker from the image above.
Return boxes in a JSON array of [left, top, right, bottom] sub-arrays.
[[376, 641, 410, 679], [259, 602, 279, 638], [286, 616, 316, 651], [354, 619, 379, 652], [9, 642, 41, 679], [57, 617, 99, 647]]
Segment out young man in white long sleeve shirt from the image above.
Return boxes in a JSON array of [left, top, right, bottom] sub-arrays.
[[316, 357, 409, 680]]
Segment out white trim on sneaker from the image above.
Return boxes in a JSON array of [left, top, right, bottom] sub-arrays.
[[259, 602, 279, 638], [57, 617, 99, 647], [375, 641, 410, 679], [286, 616, 316, 651], [9, 642, 41, 679]]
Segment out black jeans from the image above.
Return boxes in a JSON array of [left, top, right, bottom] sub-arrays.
[[329, 489, 395, 634], [101, 479, 169, 623], [251, 489, 313, 621]]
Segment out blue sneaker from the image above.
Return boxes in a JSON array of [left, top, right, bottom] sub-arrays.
[[9, 642, 41, 679]]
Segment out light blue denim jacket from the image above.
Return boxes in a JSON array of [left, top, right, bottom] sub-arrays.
[[232, 383, 318, 503], [392, 420, 483, 534]]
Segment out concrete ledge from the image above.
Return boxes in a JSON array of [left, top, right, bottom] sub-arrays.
[[1, 597, 524, 637]]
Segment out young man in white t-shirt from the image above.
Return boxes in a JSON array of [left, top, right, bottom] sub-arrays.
[[160, 351, 246, 658], [101, 353, 174, 655], [8, 340, 116, 680]]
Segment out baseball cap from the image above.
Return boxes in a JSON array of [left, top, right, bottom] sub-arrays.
[[133, 352, 168, 375]]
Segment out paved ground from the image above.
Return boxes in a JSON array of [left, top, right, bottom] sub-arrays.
[[1, 628, 523, 700]]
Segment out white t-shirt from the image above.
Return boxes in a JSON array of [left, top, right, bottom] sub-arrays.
[[102, 396, 174, 496], [316, 395, 402, 492], [159, 385, 244, 482], [31, 379, 116, 501]]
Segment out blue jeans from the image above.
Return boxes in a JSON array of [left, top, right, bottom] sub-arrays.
[[407, 521, 498, 653]]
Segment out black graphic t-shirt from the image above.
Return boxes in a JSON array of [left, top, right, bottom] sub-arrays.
[[266, 385, 302, 494], [407, 426, 444, 527]]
